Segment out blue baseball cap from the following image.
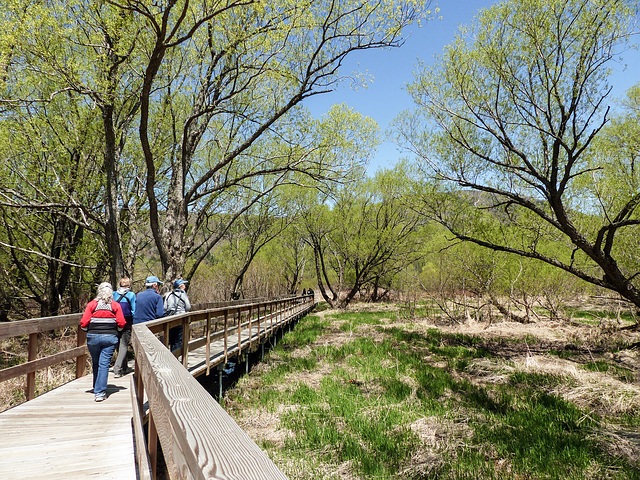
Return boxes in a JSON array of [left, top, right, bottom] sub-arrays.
[[145, 275, 163, 285], [174, 279, 188, 288]]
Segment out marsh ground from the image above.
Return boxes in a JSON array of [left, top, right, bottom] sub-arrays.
[[224, 299, 640, 479]]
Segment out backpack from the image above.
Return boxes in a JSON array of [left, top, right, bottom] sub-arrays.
[[114, 292, 133, 318], [164, 291, 186, 316]]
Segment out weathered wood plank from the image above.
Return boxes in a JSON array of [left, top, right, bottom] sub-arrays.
[[130, 376, 153, 480], [132, 325, 289, 480], [0, 373, 137, 480], [0, 314, 82, 340]]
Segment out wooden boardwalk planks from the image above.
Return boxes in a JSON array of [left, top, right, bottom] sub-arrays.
[[0, 300, 307, 479], [0, 373, 137, 480]]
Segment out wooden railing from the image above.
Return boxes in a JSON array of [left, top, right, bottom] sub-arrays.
[[132, 294, 314, 479], [0, 297, 269, 402], [0, 312, 87, 401]]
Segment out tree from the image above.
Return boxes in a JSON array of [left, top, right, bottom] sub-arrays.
[[0, 101, 106, 317], [223, 190, 293, 299], [305, 166, 422, 308], [0, 0, 147, 290], [274, 222, 311, 295], [113, 0, 431, 283], [398, 0, 640, 311]]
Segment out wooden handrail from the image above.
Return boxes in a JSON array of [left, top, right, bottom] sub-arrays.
[[0, 294, 315, 479], [132, 324, 289, 480], [0, 313, 83, 400], [132, 294, 314, 479]]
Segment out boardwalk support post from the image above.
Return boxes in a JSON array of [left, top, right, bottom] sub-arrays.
[[76, 327, 87, 379], [26, 333, 37, 401], [217, 363, 225, 399]]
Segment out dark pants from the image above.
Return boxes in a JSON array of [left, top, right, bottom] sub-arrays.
[[169, 325, 183, 352], [113, 327, 132, 375]]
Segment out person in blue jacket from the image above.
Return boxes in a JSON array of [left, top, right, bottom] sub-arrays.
[[134, 275, 164, 325], [112, 277, 136, 377]]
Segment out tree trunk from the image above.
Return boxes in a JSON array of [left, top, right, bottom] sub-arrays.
[[103, 103, 125, 285]]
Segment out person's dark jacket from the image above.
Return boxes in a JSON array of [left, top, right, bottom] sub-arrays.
[[133, 288, 164, 324]]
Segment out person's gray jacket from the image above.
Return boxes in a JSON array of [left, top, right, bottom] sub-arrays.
[[164, 289, 191, 316]]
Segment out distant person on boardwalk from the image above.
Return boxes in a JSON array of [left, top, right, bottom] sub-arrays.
[[134, 276, 164, 324], [164, 279, 191, 352], [112, 277, 136, 378], [80, 282, 127, 402]]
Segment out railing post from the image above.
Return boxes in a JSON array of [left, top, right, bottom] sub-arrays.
[[182, 317, 190, 368], [248, 305, 253, 350], [223, 310, 228, 364], [206, 312, 211, 376], [256, 304, 260, 342], [76, 327, 87, 379], [26, 332, 37, 401], [162, 323, 170, 348], [237, 308, 242, 355], [135, 361, 144, 415], [148, 409, 158, 480]]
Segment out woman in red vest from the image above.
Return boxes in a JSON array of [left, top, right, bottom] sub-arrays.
[[80, 282, 127, 402]]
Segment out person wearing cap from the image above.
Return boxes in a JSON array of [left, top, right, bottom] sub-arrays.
[[164, 279, 191, 352], [133, 275, 165, 325]]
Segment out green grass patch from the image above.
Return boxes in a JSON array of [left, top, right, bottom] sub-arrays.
[[278, 314, 330, 348], [582, 361, 635, 383], [397, 304, 442, 319], [226, 307, 640, 479], [565, 307, 637, 325], [326, 310, 389, 332]]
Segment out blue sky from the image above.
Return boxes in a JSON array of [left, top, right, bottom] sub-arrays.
[[303, 0, 640, 176]]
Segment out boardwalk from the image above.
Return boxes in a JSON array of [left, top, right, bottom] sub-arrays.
[[0, 373, 136, 480], [0, 295, 311, 479], [185, 309, 292, 377]]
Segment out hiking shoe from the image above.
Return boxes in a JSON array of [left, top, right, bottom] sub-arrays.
[[95, 393, 106, 402]]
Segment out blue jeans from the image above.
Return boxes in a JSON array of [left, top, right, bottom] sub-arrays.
[[86, 333, 118, 396]]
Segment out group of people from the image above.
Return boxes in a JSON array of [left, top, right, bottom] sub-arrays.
[[80, 275, 191, 402]]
